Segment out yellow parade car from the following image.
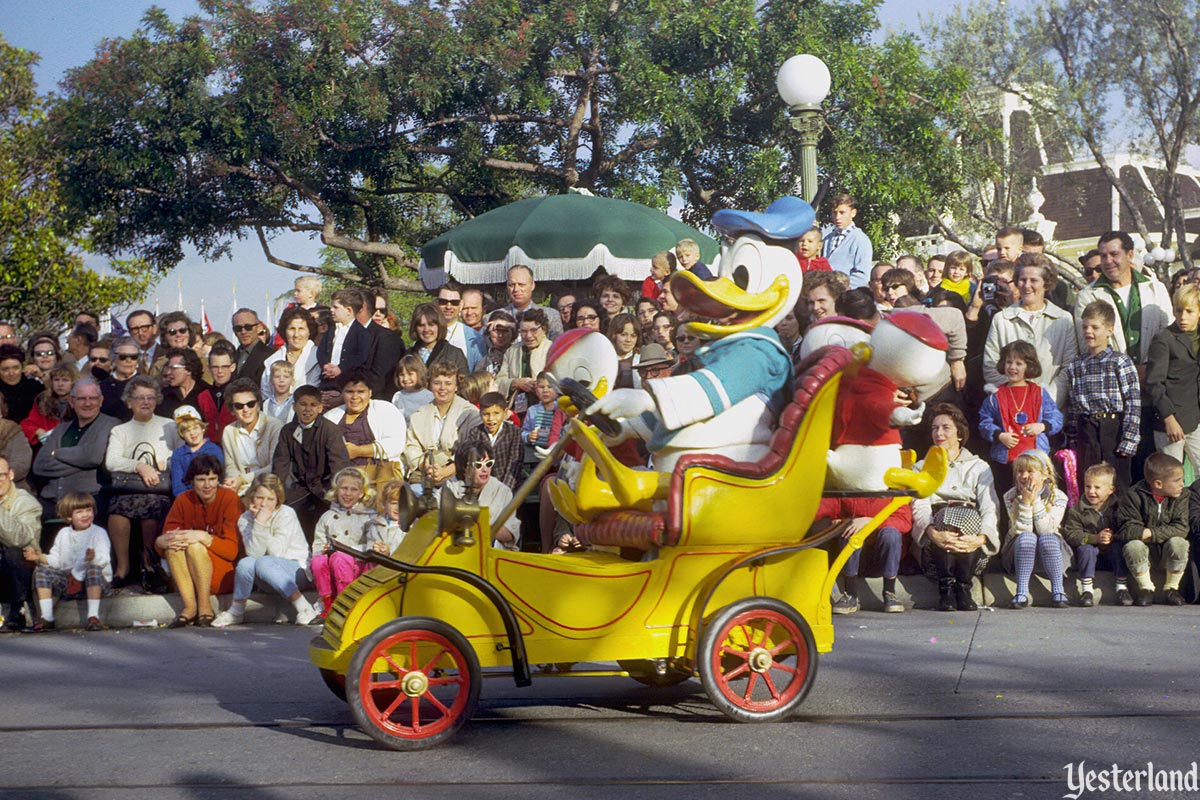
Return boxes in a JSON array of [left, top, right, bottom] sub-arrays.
[[309, 345, 947, 750]]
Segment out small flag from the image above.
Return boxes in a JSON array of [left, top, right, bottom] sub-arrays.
[[200, 300, 213, 334]]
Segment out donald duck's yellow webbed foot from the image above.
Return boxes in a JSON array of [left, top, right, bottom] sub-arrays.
[[883, 446, 949, 498]]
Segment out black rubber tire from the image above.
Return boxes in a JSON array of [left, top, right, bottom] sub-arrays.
[[697, 597, 818, 723], [346, 617, 481, 750], [318, 668, 347, 702]]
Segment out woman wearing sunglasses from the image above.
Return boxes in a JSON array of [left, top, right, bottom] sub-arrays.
[[151, 312, 212, 383], [443, 441, 520, 551], [22, 333, 61, 384], [220, 378, 282, 497]]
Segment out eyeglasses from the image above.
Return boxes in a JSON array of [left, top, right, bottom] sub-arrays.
[[165, 364, 188, 371], [576, 313, 599, 322], [558, 303, 575, 312], [210, 362, 233, 371], [232, 399, 259, 411], [131, 395, 156, 403], [471, 458, 495, 470], [676, 334, 695, 342], [33, 350, 55, 358], [231, 323, 258, 333], [91, 356, 111, 363], [115, 353, 139, 361], [437, 297, 461, 306], [375, 306, 388, 315], [71, 394, 101, 402], [129, 324, 154, 334], [886, 283, 907, 290], [165, 327, 189, 336]]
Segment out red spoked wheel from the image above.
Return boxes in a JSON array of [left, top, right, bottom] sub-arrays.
[[346, 617, 481, 750], [698, 598, 817, 723]]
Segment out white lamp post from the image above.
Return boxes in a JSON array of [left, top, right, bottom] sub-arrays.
[[776, 55, 831, 204]]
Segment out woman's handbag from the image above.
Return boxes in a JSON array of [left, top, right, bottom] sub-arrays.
[[357, 442, 406, 488], [110, 442, 172, 495]]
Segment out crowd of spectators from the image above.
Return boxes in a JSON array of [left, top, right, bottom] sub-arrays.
[[1, 202, 1199, 633]]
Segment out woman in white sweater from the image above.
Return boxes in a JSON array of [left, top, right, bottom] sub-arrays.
[[104, 376, 180, 588], [213, 473, 318, 627], [220, 379, 282, 496]]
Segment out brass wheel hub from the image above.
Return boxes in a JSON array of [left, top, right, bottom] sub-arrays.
[[748, 647, 773, 673], [402, 671, 429, 697]]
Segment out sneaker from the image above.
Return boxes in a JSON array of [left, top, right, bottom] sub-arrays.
[[1135, 588, 1154, 607], [294, 600, 321, 626], [211, 610, 244, 628], [882, 591, 904, 613], [85, 616, 107, 632], [1164, 589, 1186, 606], [831, 593, 860, 615], [1115, 587, 1133, 607], [1010, 595, 1031, 610], [1079, 591, 1094, 608]]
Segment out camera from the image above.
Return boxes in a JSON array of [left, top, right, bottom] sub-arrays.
[[979, 279, 997, 302]]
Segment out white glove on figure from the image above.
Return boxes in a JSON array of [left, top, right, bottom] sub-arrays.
[[587, 388, 656, 422]]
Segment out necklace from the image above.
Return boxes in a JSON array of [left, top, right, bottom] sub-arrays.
[[1008, 383, 1033, 428]]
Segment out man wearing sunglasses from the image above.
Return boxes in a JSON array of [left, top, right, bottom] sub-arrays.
[[437, 280, 486, 371], [230, 308, 273, 384], [220, 378, 282, 497], [125, 309, 159, 368]]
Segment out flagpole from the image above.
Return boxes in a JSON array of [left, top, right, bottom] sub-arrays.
[[177, 277, 184, 312]]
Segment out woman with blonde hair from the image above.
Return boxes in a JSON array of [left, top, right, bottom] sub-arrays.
[[213, 473, 319, 627]]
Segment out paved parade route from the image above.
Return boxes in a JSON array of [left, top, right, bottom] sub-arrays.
[[4, 607, 1200, 799]]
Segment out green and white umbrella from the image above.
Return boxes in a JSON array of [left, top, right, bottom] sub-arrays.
[[419, 190, 719, 288]]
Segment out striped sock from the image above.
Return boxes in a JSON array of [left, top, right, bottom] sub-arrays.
[[1013, 533, 1036, 598]]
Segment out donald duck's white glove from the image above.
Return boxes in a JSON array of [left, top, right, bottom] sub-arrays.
[[587, 388, 655, 422]]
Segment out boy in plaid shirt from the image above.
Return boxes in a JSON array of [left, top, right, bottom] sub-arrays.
[[1064, 301, 1141, 491]]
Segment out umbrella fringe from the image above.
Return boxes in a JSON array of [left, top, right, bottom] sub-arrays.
[[420, 244, 660, 288]]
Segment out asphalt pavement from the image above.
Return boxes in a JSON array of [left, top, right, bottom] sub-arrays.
[[3, 605, 1199, 799]]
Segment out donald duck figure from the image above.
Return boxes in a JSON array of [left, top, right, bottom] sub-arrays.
[[588, 197, 811, 474]]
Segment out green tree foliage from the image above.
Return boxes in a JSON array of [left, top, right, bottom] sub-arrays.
[[48, 0, 989, 286], [0, 35, 151, 335], [929, 0, 1200, 269]]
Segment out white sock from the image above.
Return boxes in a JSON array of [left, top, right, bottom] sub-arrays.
[[291, 595, 313, 613], [1114, 579, 1127, 590], [87, 598, 100, 618], [229, 599, 248, 617], [39, 598, 54, 622], [1080, 578, 1094, 592]]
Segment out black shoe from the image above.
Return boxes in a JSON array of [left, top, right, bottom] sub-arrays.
[[1080, 591, 1094, 608], [1010, 595, 1031, 609], [1135, 589, 1154, 607], [1115, 587, 1133, 606], [954, 581, 978, 611], [1050, 597, 1070, 609], [937, 580, 957, 612], [1164, 589, 1186, 606]]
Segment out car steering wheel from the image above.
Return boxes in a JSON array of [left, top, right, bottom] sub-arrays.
[[558, 378, 623, 437]]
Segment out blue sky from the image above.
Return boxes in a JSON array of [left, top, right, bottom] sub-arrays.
[[0, 0, 955, 323]]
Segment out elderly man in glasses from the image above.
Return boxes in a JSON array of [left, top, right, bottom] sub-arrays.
[[32, 377, 120, 519]]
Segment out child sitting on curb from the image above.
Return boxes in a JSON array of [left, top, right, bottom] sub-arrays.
[[24, 492, 112, 631]]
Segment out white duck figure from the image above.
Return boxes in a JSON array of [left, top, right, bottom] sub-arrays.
[[588, 196, 811, 477]]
